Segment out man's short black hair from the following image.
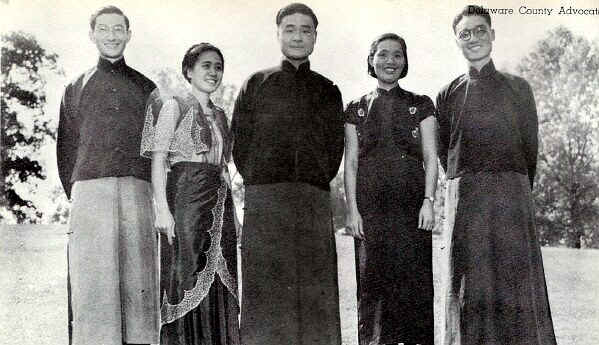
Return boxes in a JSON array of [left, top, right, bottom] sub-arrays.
[[90, 5, 130, 30], [276, 3, 318, 29], [452, 5, 492, 33]]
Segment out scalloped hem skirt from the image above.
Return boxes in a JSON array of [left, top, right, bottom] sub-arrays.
[[160, 162, 240, 345]]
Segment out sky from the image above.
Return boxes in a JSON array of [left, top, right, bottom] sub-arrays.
[[1, 0, 599, 221]]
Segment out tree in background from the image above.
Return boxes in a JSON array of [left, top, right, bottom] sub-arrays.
[[1, 31, 62, 223], [518, 27, 599, 248]]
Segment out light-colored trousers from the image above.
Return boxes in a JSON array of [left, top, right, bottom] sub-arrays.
[[67, 177, 159, 345]]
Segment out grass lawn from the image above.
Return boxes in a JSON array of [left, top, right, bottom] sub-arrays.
[[1, 225, 598, 345]]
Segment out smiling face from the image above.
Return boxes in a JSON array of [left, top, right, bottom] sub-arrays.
[[369, 39, 405, 89], [186, 50, 223, 95], [454, 15, 494, 66], [89, 13, 131, 61], [277, 13, 317, 65]]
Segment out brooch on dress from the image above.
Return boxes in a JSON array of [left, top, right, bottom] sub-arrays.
[[412, 127, 420, 139], [357, 108, 366, 117], [409, 106, 417, 115]]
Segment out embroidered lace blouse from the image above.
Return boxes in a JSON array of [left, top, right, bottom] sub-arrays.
[[141, 90, 231, 167]]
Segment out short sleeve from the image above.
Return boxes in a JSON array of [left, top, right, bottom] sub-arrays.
[[140, 98, 179, 158], [344, 100, 363, 125], [215, 108, 233, 164], [414, 95, 435, 124]]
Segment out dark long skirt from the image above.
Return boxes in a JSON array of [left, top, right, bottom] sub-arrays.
[[240, 183, 342, 345], [160, 162, 240, 345], [444, 171, 557, 345], [355, 152, 434, 345]]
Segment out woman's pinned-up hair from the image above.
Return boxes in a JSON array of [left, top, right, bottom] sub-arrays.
[[181, 43, 225, 83], [367, 33, 408, 79]]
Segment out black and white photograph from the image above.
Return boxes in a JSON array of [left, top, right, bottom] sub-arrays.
[[1, 0, 598, 344]]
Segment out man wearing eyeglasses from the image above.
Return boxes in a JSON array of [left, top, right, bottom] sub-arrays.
[[57, 5, 159, 345], [436, 5, 557, 345]]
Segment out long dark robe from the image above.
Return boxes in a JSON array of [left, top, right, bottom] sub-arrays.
[[444, 172, 556, 345], [438, 61, 556, 345], [240, 183, 342, 345]]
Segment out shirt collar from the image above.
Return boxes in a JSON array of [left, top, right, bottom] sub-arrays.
[[281, 59, 311, 75], [468, 59, 496, 79], [97, 57, 128, 73]]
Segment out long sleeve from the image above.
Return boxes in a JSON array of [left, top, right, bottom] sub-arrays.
[[436, 90, 450, 174], [324, 85, 345, 181], [215, 109, 233, 164], [231, 76, 257, 179], [56, 86, 79, 200], [519, 80, 538, 189]]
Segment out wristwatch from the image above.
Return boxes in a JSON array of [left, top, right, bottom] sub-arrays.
[[424, 196, 435, 203]]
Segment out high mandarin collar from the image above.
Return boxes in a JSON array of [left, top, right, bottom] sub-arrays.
[[97, 57, 127, 73], [376, 84, 403, 97], [282, 59, 311, 75], [468, 60, 496, 80]]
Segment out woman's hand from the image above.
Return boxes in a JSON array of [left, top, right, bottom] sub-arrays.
[[344, 123, 363, 240], [151, 151, 175, 244], [346, 209, 365, 240], [155, 208, 175, 244], [419, 115, 438, 232], [418, 200, 435, 231]]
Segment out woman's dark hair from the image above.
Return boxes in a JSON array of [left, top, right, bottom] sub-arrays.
[[367, 33, 408, 79], [181, 43, 225, 83], [90, 5, 130, 30]]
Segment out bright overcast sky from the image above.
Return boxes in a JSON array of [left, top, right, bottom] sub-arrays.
[[4, 0, 599, 98], [1, 0, 598, 220]]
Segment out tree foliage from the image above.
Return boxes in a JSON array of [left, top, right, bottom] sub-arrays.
[[518, 27, 599, 248], [1, 31, 62, 223]]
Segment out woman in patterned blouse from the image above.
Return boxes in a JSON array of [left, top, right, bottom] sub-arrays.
[[141, 43, 240, 345]]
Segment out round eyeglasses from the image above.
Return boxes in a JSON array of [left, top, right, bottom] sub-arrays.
[[457, 25, 489, 41], [95, 25, 127, 37]]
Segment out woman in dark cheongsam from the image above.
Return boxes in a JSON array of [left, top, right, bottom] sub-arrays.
[[141, 43, 240, 345], [344, 33, 438, 345]]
